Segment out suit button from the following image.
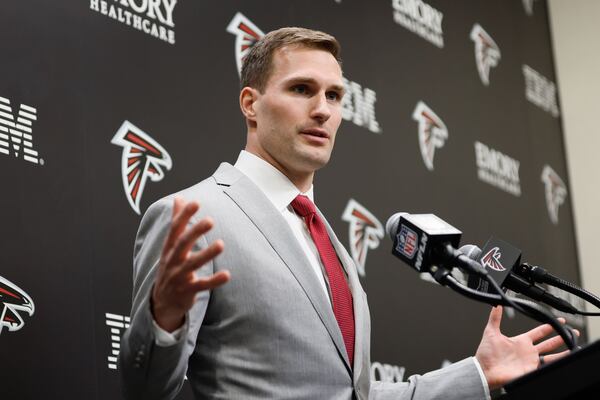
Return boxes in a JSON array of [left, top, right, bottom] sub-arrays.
[[134, 363, 141, 369]]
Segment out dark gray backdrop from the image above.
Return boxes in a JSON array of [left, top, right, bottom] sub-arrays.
[[0, 1, 583, 399]]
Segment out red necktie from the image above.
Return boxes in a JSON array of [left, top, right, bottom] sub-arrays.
[[290, 195, 355, 366]]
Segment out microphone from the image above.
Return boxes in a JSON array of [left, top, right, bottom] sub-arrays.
[[458, 244, 482, 261], [385, 212, 487, 277], [465, 238, 578, 314], [386, 215, 578, 349]]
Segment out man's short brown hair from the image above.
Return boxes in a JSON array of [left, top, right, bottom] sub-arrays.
[[240, 27, 342, 92]]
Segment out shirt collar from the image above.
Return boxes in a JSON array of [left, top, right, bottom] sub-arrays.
[[234, 150, 314, 211]]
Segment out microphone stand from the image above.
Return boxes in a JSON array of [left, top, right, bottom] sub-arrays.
[[430, 266, 577, 351], [518, 264, 600, 316]]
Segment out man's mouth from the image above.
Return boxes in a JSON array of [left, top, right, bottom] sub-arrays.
[[300, 128, 330, 139]]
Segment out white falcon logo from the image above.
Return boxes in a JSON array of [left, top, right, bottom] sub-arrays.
[[470, 24, 501, 86], [481, 247, 506, 272], [412, 101, 448, 171], [541, 165, 567, 225], [0, 275, 35, 334], [226, 12, 265, 76], [342, 199, 384, 277], [111, 121, 172, 215]]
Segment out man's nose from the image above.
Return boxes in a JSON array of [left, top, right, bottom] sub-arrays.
[[310, 93, 331, 122]]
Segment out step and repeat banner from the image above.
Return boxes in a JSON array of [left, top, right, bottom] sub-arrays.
[[0, 0, 584, 398]]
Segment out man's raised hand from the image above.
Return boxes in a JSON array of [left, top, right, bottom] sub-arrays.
[[475, 306, 579, 390], [151, 197, 230, 332]]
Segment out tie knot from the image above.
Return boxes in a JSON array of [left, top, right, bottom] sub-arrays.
[[290, 195, 317, 218]]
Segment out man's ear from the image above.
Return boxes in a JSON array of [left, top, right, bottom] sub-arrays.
[[240, 87, 259, 121]]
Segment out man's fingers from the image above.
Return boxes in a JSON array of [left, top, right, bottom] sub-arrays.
[[486, 306, 503, 331], [541, 349, 571, 365], [189, 270, 231, 293], [535, 335, 567, 354], [168, 217, 215, 265], [163, 199, 200, 256], [172, 196, 183, 219], [536, 329, 580, 354], [526, 318, 566, 343], [181, 239, 224, 272]]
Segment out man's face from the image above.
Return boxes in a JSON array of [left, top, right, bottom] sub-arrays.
[[246, 45, 344, 179]]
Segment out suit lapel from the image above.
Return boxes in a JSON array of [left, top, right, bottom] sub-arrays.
[[213, 163, 352, 375]]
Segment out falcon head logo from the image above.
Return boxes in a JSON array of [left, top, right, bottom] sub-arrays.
[[470, 24, 501, 86], [522, 0, 537, 16], [226, 12, 265, 76], [111, 121, 172, 215], [541, 165, 567, 225], [0, 275, 35, 334], [342, 199, 384, 277], [412, 101, 448, 171], [481, 247, 506, 272]]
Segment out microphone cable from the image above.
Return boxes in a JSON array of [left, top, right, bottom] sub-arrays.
[[432, 267, 577, 350], [519, 263, 600, 316]]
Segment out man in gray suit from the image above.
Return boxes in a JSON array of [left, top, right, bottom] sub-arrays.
[[119, 27, 572, 400]]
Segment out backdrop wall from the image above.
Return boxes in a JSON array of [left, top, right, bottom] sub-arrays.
[[0, 1, 584, 398]]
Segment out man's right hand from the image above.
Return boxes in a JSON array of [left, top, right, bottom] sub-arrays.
[[151, 197, 231, 332]]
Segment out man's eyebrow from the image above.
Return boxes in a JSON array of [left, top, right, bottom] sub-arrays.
[[331, 84, 346, 95], [284, 76, 345, 94]]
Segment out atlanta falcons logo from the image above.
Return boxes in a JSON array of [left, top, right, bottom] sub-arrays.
[[226, 12, 265, 76], [111, 121, 172, 215], [470, 24, 501, 86], [481, 247, 506, 272], [541, 165, 567, 225], [342, 199, 384, 277], [412, 101, 448, 171], [522, 0, 537, 16], [0, 275, 35, 334]]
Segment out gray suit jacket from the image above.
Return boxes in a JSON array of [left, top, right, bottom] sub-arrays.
[[119, 163, 487, 400]]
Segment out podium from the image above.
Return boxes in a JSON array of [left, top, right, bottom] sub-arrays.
[[499, 339, 600, 399]]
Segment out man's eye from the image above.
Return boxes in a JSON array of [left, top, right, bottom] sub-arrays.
[[326, 91, 340, 101], [292, 85, 308, 94]]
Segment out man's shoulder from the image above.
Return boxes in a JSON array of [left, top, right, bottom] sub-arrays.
[[167, 175, 220, 202], [146, 162, 242, 216]]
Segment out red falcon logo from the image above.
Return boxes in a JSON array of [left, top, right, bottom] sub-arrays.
[[541, 165, 567, 225], [226, 12, 265, 76], [342, 199, 384, 277], [481, 247, 506, 272], [111, 121, 172, 215], [0, 275, 35, 334], [470, 24, 501, 86], [412, 101, 448, 171]]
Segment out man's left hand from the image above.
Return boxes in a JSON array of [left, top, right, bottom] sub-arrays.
[[475, 306, 579, 390]]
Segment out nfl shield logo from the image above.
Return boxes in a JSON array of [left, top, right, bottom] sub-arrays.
[[396, 225, 418, 259]]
